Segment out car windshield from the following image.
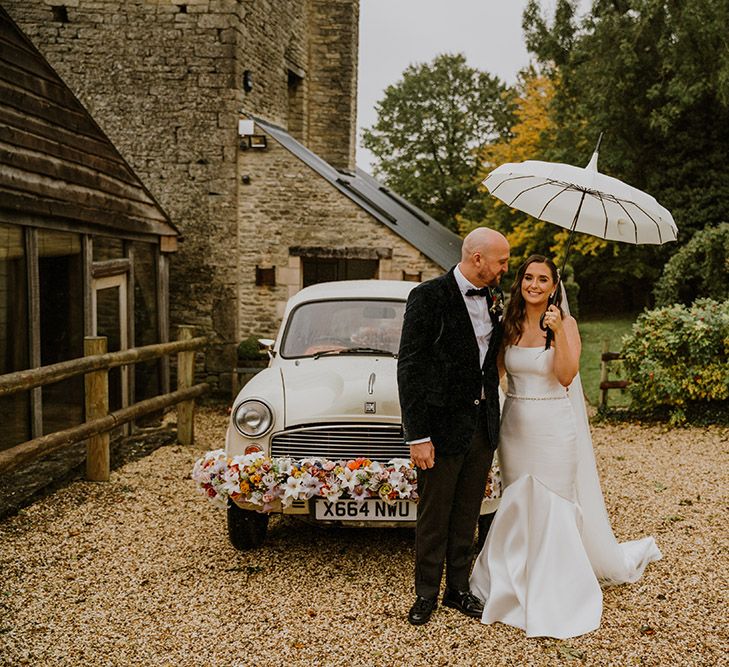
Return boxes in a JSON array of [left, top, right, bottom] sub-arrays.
[[280, 299, 406, 358]]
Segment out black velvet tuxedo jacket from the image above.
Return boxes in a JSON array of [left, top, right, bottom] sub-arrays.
[[397, 268, 503, 456]]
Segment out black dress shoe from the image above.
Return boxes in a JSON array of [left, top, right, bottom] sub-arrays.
[[408, 595, 437, 625], [442, 589, 484, 619]]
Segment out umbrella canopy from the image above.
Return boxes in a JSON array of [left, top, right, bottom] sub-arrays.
[[482, 139, 678, 349], [483, 151, 678, 246]]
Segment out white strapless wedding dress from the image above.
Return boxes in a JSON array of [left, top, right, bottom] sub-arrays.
[[470, 346, 662, 639]]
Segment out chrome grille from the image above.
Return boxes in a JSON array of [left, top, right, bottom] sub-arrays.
[[271, 424, 408, 461]]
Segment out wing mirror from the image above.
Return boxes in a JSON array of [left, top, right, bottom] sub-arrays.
[[258, 338, 276, 359]]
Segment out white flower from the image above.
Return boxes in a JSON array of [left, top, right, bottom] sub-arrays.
[[388, 471, 404, 487], [231, 451, 264, 468], [396, 479, 413, 498], [323, 483, 343, 501], [300, 473, 323, 498], [277, 457, 294, 475], [365, 461, 384, 474], [282, 475, 302, 501], [350, 485, 368, 503]]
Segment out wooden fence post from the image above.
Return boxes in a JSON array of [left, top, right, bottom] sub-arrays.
[[177, 326, 196, 445], [599, 339, 609, 410], [84, 336, 110, 481]]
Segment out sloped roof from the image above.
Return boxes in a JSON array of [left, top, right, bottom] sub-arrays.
[[0, 8, 177, 239], [253, 117, 462, 270]]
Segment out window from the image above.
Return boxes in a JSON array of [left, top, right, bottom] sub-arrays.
[[281, 299, 405, 358], [287, 69, 304, 141], [301, 257, 378, 287]]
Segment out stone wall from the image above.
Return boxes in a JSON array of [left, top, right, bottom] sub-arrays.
[[236, 126, 443, 340], [305, 0, 359, 172]]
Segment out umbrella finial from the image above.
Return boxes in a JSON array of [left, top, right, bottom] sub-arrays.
[[585, 132, 603, 172]]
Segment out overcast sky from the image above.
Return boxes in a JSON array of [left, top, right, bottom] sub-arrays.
[[356, 0, 588, 171]]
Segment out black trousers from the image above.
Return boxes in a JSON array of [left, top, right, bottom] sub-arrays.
[[414, 408, 495, 599]]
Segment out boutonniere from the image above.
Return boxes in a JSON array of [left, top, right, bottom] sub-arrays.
[[489, 287, 504, 320]]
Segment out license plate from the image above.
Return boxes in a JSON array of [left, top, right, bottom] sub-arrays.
[[315, 498, 416, 521]]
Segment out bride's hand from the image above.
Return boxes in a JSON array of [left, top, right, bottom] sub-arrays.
[[543, 305, 563, 333]]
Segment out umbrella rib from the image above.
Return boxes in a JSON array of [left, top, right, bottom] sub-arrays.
[[536, 185, 573, 219], [486, 174, 538, 196], [613, 200, 640, 243], [622, 200, 667, 244], [594, 191, 610, 238], [508, 181, 564, 207]]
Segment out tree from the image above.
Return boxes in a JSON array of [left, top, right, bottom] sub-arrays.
[[520, 0, 729, 311], [361, 53, 515, 231], [653, 223, 729, 307]]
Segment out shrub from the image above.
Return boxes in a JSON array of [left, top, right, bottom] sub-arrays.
[[237, 335, 264, 361], [653, 223, 729, 307], [620, 298, 729, 425]]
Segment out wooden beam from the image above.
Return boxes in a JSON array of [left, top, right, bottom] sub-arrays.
[[91, 258, 131, 278], [25, 226, 42, 438], [0, 383, 209, 473], [0, 336, 208, 397]]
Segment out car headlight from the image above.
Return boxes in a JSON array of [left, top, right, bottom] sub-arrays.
[[233, 400, 273, 437]]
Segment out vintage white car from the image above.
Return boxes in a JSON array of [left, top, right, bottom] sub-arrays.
[[223, 280, 499, 550]]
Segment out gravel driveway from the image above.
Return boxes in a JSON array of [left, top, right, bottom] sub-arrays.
[[1, 405, 727, 666]]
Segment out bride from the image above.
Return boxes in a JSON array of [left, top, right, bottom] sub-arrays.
[[469, 254, 662, 639]]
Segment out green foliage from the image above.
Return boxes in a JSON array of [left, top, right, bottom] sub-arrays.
[[578, 314, 636, 406], [521, 0, 729, 311], [653, 223, 729, 307], [361, 53, 515, 231], [620, 299, 729, 424], [237, 336, 264, 361]]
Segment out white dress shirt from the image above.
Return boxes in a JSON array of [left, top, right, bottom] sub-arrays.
[[453, 263, 494, 367], [407, 264, 494, 445]]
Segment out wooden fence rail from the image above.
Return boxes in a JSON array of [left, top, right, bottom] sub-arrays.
[[0, 326, 209, 478]]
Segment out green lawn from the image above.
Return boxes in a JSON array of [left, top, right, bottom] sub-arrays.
[[578, 314, 637, 407]]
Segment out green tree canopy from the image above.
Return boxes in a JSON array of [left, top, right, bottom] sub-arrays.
[[361, 53, 515, 231], [513, 0, 729, 311]]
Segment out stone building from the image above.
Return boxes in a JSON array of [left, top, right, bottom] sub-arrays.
[[3, 0, 461, 394]]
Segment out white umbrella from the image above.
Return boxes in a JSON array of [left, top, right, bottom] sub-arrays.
[[483, 142, 677, 246], [483, 135, 678, 346]]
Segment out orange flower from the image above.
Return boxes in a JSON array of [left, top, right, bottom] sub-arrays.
[[347, 458, 371, 471], [239, 481, 250, 495]]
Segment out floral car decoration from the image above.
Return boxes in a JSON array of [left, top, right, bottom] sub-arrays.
[[192, 450, 502, 511], [197, 280, 504, 550]]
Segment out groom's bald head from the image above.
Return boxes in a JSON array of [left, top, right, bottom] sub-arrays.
[[459, 227, 510, 287]]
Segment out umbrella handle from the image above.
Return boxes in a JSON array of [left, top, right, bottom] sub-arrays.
[[540, 291, 558, 349]]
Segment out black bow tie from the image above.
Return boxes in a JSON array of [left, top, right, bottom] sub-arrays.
[[465, 287, 491, 297]]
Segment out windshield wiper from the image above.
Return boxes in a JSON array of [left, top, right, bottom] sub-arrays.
[[314, 346, 397, 359]]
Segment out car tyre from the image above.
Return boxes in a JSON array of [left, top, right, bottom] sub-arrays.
[[227, 502, 269, 550]]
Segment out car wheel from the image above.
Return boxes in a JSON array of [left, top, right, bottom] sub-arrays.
[[227, 502, 269, 550]]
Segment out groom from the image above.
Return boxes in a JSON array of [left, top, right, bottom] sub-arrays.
[[397, 227, 509, 625]]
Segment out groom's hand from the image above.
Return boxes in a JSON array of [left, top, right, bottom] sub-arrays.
[[410, 441, 435, 470]]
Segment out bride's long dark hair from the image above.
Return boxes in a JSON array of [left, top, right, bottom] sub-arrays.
[[503, 254, 562, 346]]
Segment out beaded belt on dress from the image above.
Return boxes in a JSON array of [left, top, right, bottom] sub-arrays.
[[505, 392, 567, 401]]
